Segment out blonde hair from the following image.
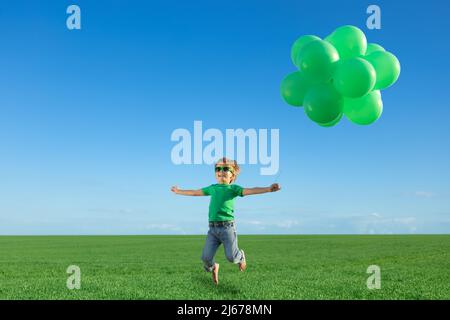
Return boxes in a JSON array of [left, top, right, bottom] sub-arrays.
[[215, 157, 240, 183]]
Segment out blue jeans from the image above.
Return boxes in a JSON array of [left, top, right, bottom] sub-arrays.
[[201, 221, 244, 272]]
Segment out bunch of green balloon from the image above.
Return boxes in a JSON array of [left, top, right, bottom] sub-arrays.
[[281, 25, 400, 127]]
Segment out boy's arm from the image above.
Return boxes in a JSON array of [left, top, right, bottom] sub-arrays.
[[242, 183, 281, 196], [171, 186, 206, 196]]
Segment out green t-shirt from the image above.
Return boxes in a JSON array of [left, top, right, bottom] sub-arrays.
[[202, 184, 244, 222]]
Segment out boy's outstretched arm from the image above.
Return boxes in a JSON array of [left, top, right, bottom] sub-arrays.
[[243, 183, 281, 196], [171, 186, 205, 196]]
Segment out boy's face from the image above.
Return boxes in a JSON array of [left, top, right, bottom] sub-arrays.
[[215, 163, 234, 184]]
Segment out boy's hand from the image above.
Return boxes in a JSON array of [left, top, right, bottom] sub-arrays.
[[171, 186, 205, 196], [270, 183, 281, 192], [243, 184, 281, 196]]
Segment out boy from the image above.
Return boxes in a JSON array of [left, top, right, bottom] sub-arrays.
[[171, 157, 281, 285]]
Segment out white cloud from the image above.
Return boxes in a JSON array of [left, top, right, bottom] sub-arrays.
[[414, 191, 435, 198], [245, 220, 265, 225], [239, 219, 301, 230], [275, 220, 300, 228], [145, 223, 185, 233], [401, 191, 436, 198], [370, 212, 382, 218], [351, 213, 418, 234]]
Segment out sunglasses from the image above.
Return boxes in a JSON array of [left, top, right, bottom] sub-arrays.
[[215, 166, 234, 173]]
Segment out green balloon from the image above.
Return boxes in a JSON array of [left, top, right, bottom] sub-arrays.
[[318, 112, 343, 127], [365, 51, 401, 90], [325, 25, 367, 59], [296, 40, 339, 82], [303, 84, 343, 124], [333, 57, 376, 98], [365, 43, 385, 56], [344, 90, 383, 125], [291, 35, 321, 68], [280, 71, 312, 106]]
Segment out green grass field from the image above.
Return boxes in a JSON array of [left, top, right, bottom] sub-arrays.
[[0, 235, 449, 299]]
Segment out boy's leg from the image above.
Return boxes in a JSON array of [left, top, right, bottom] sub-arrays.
[[201, 228, 221, 272], [239, 250, 246, 271], [221, 223, 245, 269], [212, 262, 219, 285]]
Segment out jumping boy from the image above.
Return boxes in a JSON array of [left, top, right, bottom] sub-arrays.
[[171, 157, 281, 285]]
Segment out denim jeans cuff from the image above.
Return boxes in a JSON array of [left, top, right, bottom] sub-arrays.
[[204, 264, 214, 272]]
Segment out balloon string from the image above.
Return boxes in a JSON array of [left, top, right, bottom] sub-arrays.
[[273, 168, 281, 184]]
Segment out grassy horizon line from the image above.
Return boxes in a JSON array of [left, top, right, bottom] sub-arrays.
[[1, 233, 449, 237]]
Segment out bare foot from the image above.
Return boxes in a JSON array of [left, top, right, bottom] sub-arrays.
[[212, 263, 219, 285], [239, 250, 246, 272]]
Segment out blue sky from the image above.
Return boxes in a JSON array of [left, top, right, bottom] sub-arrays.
[[1, 0, 449, 234]]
